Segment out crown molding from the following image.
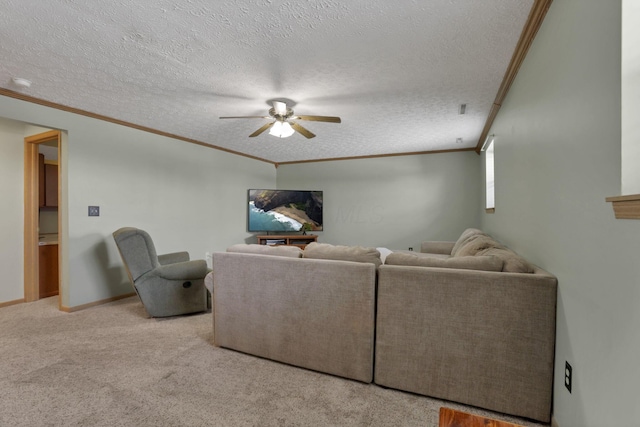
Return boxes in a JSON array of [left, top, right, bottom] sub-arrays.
[[475, 0, 554, 153]]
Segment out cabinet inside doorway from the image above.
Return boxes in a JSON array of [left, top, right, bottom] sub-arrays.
[[38, 153, 58, 208], [39, 244, 59, 298]]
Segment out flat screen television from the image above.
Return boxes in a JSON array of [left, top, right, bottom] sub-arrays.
[[248, 189, 323, 233]]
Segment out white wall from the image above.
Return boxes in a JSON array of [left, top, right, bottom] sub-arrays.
[[277, 151, 481, 249], [0, 95, 276, 308], [0, 118, 26, 303], [481, 0, 640, 425]]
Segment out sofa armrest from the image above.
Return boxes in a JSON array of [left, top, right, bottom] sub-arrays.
[[420, 241, 455, 255], [204, 271, 214, 294], [151, 259, 208, 280], [158, 251, 190, 265], [375, 264, 557, 422]]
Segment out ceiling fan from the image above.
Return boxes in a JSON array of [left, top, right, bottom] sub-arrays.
[[219, 101, 341, 139]]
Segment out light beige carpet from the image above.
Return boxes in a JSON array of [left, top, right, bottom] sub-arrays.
[[0, 296, 547, 427]]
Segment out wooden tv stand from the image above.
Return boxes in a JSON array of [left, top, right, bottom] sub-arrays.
[[257, 234, 318, 249]]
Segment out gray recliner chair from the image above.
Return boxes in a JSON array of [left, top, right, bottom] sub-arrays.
[[112, 227, 209, 317]]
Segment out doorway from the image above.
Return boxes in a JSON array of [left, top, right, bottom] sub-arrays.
[[24, 130, 62, 308]]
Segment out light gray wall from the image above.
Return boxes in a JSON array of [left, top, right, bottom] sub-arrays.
[[0, 119, 61, 304], [0, 118, 26, 303], [481, 0, 640, 425], [2, 94, 481, 307], [276, 151, 481, 249], [0, 95, 276, 308]]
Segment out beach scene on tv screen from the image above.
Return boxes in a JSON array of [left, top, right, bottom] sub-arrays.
[[248, 190, 323, 232]]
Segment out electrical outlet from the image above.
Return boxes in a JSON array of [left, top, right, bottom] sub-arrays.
[[88, 206, 100, 217], [565, 361, 572, 393]]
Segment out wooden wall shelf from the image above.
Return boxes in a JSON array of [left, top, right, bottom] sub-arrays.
[[605, 194, 640, 219]]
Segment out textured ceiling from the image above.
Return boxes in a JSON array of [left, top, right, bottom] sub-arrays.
[[0, 0, 534, 164]]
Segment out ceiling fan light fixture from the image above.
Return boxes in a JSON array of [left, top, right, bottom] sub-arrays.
[[220, 100, 340, 139], [269, 121, 295, 138]]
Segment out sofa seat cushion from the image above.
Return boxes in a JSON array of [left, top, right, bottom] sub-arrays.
[[451, 228, 487, 256], [227, 244, 302, 258], [303, 242, 382, 267], [385, 252, 503, 271], [476, 247, 535, 273]]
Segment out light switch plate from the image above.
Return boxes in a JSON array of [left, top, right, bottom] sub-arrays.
[[88, 206, 100, 217]]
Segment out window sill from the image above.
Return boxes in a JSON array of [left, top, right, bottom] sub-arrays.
[[605, 194, 640, 219]]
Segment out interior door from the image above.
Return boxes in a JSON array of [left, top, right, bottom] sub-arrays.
[[24, 130, 61, 305]]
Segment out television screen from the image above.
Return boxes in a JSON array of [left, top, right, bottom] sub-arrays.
[[248, 189, 323, 233]]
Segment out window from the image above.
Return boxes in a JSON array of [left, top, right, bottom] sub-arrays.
[[605, 0, 640, 219], [621, 0, 640, 195], [484, 137, 495, 212]]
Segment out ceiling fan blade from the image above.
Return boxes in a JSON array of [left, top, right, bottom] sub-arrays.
[[220, 116, 271, 119], [249, 122, 275, 137], [272, 101, 288, 116], [290, 122, 316, 139], [293, 115, 341, 123]]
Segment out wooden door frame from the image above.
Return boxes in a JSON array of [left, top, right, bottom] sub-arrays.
[[24, 130, 61, 306]]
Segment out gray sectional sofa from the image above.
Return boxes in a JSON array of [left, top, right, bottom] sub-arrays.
[[212, 243, 379, 383], [376, 228, 557, 422], [210, 229, 557, 422]]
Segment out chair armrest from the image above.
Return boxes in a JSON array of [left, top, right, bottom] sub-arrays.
[[154, 260, 208, 280], [420, 241, 455, 255], [158, 251, 190, 265]]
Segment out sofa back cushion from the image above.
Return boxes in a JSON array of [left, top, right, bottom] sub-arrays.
[[420, 241, 455, 255], [385, 252, 504, 272], [303, 242, 382, 267], [227, 244, 302, 258], [449, 229, 536, 274], [454, 235, 504, 257], [451, 228, 487, 256], [476, 247, 535, 273], [452, 235, 535, 274]]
